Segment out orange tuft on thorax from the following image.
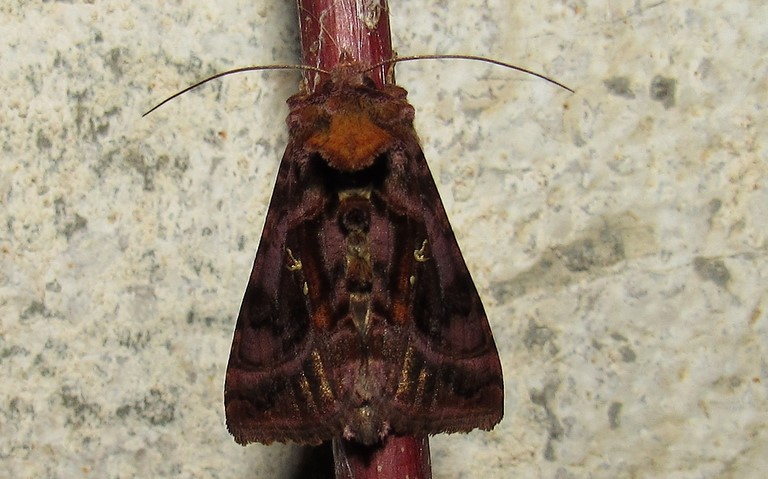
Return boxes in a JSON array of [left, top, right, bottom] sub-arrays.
[[306, 108, 393, 171]]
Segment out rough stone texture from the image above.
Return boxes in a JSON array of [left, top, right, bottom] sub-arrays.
[[1, 1, 765, 478]]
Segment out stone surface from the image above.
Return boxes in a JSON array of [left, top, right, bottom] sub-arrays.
[[1, 1, 765, 478]]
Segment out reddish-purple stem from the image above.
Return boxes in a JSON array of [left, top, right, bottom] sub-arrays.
[[294, 1, 432, 478], [296, 0, 393, 87], [333, 436, 431, 479]]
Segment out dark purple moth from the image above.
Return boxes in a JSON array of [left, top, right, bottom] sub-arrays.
[[224, 63, 503, 446]]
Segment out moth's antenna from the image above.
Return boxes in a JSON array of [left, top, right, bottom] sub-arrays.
[[366, 54, 574, 93], [143, 65, 329, 117]]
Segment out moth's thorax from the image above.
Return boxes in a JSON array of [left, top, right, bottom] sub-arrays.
[[287, 71, 415, 172]]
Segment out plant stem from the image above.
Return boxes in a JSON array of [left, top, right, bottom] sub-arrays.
[[333, 436, 431, 479], [296, 0, 393, 87], [293, 1, 432, 478]]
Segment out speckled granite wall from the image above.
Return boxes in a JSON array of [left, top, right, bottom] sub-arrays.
[[1, 1, 765, 478]]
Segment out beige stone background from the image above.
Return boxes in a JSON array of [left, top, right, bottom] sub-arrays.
[[1, 1, 766, 478]]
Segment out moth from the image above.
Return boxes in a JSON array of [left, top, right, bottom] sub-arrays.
[[223, 62, 504, 446]]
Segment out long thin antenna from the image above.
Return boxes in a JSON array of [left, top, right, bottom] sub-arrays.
[[367, 54, 574, 93], [143, 65, 328, 117], [144, 55, 572, 117]]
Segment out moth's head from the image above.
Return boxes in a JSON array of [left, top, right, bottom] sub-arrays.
[[288, 68, 415, 172]]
